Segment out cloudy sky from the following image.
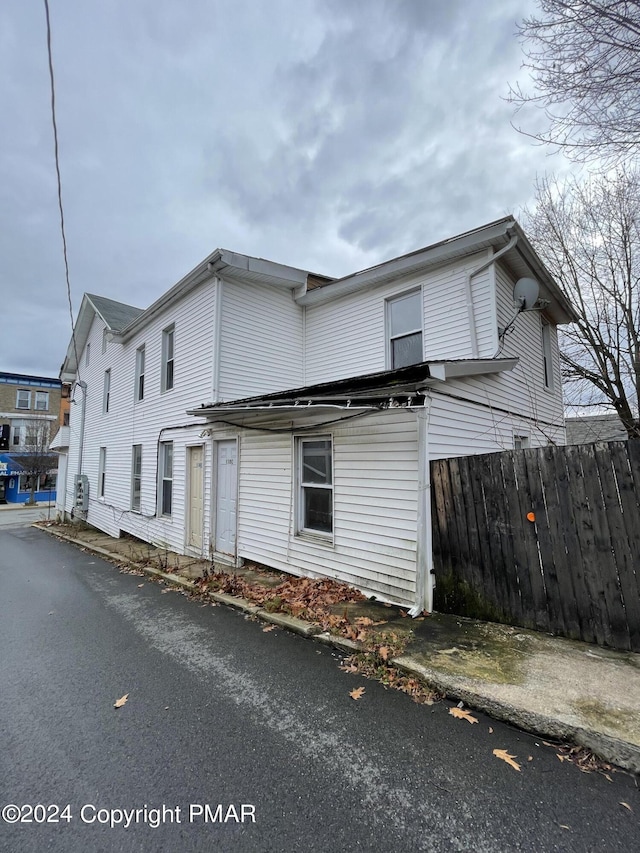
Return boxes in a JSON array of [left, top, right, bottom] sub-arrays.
[[1, 0, 576, 377]]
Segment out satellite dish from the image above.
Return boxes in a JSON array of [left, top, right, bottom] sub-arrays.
[[513, 277, 539, 310]]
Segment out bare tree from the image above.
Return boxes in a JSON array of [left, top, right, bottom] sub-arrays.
[[523, 167, 640, 437], [509, 1, 640, 164], [23, 419, 56, 504]]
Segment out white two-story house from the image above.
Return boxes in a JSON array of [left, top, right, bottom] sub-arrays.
[[59, 217, 576, 614]]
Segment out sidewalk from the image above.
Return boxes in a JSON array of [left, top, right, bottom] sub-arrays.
[[37, 521, 640, 775]]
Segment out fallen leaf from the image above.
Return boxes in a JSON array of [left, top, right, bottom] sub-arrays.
[[557, 754, 566, 762], [493, 749, 521, 771], [528, 756, 533, 762], [604, 774, 613, 783], [137, 583, 144, 588], [488, 727, 494, 734], [559, 825, 570, 831], [350, 686, 365, 700], [449, 707, 478, 724], [620, 802, 632, 812], [339, 663, 359, 673], [161, 589, 171, 594], [378, 646, 389, 661], [262, 624, 276, 632], [114, 694, 129, 709]]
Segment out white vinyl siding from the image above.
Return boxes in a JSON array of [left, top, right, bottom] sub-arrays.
[[217, 278, 303, 400], [234, 410, 419, 606]]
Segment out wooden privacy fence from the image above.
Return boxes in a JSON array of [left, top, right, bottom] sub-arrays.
[[430, 440, 640, 653]]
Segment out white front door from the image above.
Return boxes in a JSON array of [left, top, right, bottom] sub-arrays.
[[215, 440, 237, 556], [187, 446, 204, 550]]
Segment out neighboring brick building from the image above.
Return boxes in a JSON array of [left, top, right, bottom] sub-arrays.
[[0, 371, 62, 503]]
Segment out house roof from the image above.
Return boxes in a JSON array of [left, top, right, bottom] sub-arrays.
[[188, 358, 518, 416], [565, 414, 628, 444], [60, 293, 143, 382], [85, 294, 144, 331]]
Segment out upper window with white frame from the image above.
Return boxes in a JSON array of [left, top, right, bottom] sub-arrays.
[[103, 369, 111, 414], [16, 390, 31, 410], [297, 436, 333, 537], [35, 391, 49, 411], [162, 325, 175, 392], [513, 434, 530, 450], [135, 345, 145, 402], [541, 319, 553, 390], [387, 290, 423, 369]]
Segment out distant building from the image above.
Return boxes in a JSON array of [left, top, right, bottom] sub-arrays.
[[565, 414, 628, 445], [0, 371, 62, 503]]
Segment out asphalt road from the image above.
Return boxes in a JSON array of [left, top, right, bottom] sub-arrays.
[[1, 524, 638, 853]]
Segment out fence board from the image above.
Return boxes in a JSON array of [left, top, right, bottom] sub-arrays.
[[430, 440, 640, 653]]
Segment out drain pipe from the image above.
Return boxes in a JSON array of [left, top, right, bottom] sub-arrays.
[[410, 394, 433, 616], [464, 234, 518, 358]]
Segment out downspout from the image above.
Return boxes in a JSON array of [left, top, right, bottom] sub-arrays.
[[464, 234, 518, 358], [410, 394, 433, 617]]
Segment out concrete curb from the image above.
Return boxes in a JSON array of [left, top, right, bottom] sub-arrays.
[[37, 524, 640, 774], [392, 656, 640, 775]]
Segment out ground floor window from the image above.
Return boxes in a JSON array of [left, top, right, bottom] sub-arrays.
[[297, 436, 333, 536], [98, 447, 107, 498], [18, 472, 57, 493], [131, 444, 142, 511], [159, 441, 173, 516]]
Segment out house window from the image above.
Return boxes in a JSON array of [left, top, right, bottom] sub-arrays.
[[131, 444, 142, 512], [63, 411, 70, 426], [297, 436, 333, 536], [542, 320, 553, 390], [35, 391, 49, 411], [103, 369, 111, 414], [135, 345, 145, 402], [159, 441, 173, 516], [162, 325, 175, 392], [98, 447, 107, 498], [85, 343, 91, 366], [16, 390, 31, 410], [388, 290, 423, 369], [11, 421, 24, 447], [514, 434, 529, 450]]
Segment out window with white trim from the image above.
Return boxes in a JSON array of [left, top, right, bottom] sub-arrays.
[[16, 390, 31, 410], [11, 421, 25, 447], [159, 441, 173, 516], [135, 345, 145, 402], [513, 434, 529, 450], [35, 391, 49, 411], [297, 436, 333, 536], [98, 447, 107, 498], [103, 369, 111, 414], [387, 290, 423, 369], [162, 325, 174, 392], [541, 319, 553, 390], [131, 444, 142, 511]]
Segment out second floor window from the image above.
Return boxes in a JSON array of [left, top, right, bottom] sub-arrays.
[[135, 345, 145, 402], [103, 369, 111, 414], [387, 290, 423, 369], [35, 391, 49, 411], [162, 325, 175, 392], [16, 390, 31, 410], [541, 320, 553, 390]]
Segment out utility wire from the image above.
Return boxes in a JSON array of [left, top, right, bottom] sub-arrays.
[[43, 0, 80, 381]]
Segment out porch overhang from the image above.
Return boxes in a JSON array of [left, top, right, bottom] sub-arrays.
[[187, 358, 518, 417]]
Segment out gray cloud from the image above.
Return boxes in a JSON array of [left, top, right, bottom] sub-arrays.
[[1, 0, 573, 376]]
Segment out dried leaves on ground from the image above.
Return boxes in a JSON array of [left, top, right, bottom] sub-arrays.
[[449, 707, 479, 724], [493, 749, 521, 771], [113, 694, 129, 709]]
